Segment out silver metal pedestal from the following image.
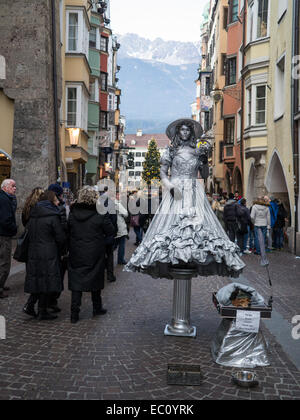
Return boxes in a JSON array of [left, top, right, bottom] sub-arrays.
[[164, 267, 198, 338]]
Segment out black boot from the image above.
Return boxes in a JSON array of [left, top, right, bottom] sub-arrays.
[[93, 307, 107, 316], [71, 312, 79, 324], [23, 304, 37, 318], [92, 291, 107, 316], [37, 310, 58, 321]]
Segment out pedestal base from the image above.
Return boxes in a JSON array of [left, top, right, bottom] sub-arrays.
[[164, 266, 198, 338], [164, 324, 196, 338]]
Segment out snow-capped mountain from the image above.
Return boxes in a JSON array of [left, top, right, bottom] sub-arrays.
[[118, 33, 201, 66], [116, 34, 200, 134]]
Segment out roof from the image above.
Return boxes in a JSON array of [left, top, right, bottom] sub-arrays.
[[125, 133, 170, 149]]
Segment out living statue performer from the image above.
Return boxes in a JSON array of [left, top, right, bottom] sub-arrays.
[[125, 119, 245, 279]]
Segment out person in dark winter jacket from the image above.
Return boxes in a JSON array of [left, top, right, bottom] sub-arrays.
[[21, 187, 45, 317], [223, 193, 238, 243], [98, 185, 118, 282], [47, 183, 68, 311], [273, 200, 288, 250], [235, 198, 251, 254], [68, 187, 115, 324], [24, 191, 66, 320], [0, 179, 17, 299]]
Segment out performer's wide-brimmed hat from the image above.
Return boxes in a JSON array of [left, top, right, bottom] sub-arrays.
[[166, 118, 203, 141]]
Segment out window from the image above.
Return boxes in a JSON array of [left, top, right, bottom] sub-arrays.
[[229, 0, 239, 24], [135, 172, 141, 177], [204, 112, 210, 131], [256, 85, 266, 124], [223, 7, 228, 29], [66, 84, 88, 131], [247, 87, 252, 127], [219, 141, 224, 163], [135, 162, 141, 167], [275, 55, 285, 119], [278, 0, 287, 22], [226, 57, 237, 85], [89, 26, 97, 48], [257, 0, 269, 38], [129, 171, 134, 177], [108, 94, 114, 111], [100, 111, 107, 129], [205, 77, 211, 96], [136, 152, 142, 157], [224, 118, 235, 144], [100, 36, 108, 52], [66, 10, 89, 56], [67, 87, 77, 126], [100, 72, 108, 91], [68, 13, 78, 51], [221, 54, 226, 76], [142, 152, 146, 157], [89, 80, 95, 101]]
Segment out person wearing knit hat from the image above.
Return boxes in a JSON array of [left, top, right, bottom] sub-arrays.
[[48, 183, 63, 199]]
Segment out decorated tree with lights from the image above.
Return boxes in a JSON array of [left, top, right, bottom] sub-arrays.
[[142, 138, 161, 186]]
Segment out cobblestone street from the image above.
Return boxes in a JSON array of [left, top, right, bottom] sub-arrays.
[[0, 236, 300, 400]]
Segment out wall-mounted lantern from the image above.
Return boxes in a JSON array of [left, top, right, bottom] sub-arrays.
[[68, 128, 80, 147]]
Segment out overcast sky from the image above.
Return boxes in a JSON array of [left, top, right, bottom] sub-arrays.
[[110, 0, 206, 42]]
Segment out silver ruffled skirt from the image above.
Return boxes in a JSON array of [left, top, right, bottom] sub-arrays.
[[125, 180, 245, 279]]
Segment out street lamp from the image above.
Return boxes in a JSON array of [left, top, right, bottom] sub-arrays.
[[68, 128, 80, 148]]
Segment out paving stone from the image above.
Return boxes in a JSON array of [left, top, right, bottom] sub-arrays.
[[0, 241, 299, 400]]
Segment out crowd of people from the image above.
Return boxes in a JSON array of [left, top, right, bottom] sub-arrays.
[[209, 190, 289, 256], [0, 180, 155, 323], [0, 179, 289, 322]]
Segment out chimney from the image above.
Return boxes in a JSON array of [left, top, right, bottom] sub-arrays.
[[136, 129, 143, 137]]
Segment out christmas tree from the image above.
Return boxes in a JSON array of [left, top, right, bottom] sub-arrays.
[[142, 138, 161, 186]]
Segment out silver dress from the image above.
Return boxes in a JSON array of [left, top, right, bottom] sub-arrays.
[[125, 144, 245, 279]]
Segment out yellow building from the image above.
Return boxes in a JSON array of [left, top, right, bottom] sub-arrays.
[[60, 0, 91, 191], [243, 0, 295, 249], [243, 0, 270, 202], [0, 56, 14, 185]]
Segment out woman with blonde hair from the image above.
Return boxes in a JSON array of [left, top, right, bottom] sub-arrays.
[[22, 187, 44, 227], [68, 187, 115, 323]]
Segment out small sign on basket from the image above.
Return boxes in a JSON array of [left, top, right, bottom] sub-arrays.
[[236, 310, 261, 333]]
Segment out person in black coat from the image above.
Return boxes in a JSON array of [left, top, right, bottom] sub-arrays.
[[68, 187, 115, 324], [236, 198, 251, 254], [24, 191, 66, 320], [98, 185, 118, 282], [223, 193, 238, 243]]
